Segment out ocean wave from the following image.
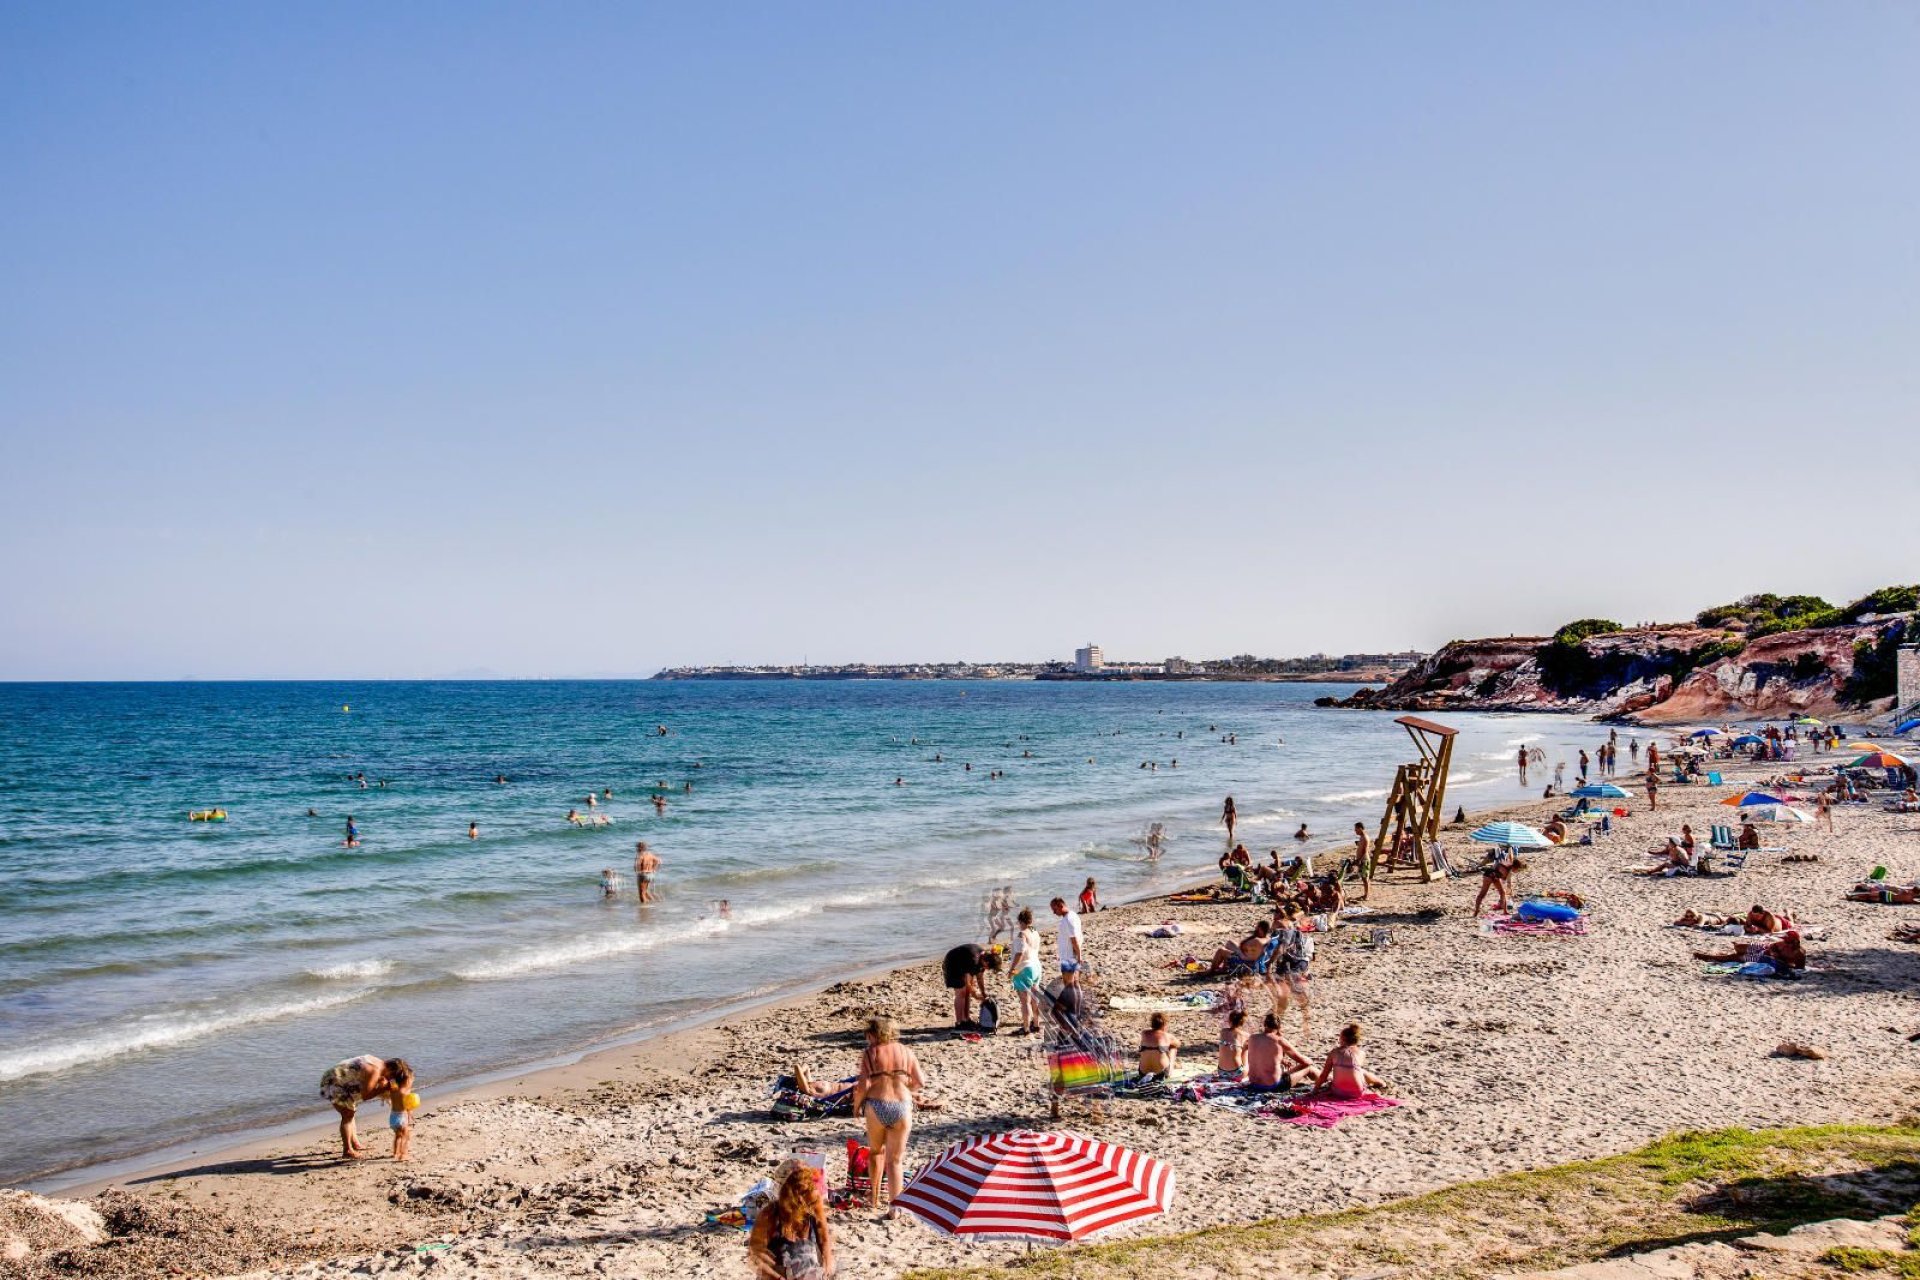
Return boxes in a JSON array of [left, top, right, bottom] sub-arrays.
[[1236, 808, 1299, 828], [1314, 788, 1388, 804], [305, 959, 394, 981], [0, 989, 373, 1084], [452, 918, 731, 981], [1505, 734, 1544, 745]]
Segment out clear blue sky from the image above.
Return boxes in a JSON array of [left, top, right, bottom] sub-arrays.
[[2, 4, 1914, 678]]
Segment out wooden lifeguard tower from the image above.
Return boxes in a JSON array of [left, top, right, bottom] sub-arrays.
[[1368, 715, 1458, 882]]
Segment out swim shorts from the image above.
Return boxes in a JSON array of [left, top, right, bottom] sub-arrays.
[[1012, 967, 1039, 993]]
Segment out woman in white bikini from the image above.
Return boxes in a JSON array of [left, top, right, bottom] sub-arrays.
[[852, 1016, 924, 1214]]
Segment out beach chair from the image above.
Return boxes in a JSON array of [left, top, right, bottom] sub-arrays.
[[1710, 825, 1736, 852], [1708, 772, 1724, 787]]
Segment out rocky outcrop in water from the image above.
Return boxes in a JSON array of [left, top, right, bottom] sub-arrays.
[[1322, 618, 1908, 723]]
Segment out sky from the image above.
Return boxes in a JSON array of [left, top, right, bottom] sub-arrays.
[[1, 4, 1915, 679]]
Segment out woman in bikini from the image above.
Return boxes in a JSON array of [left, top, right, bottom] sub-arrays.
[[1313, 1023, 1386, 1099], [746, 1161, 834, 1279], [852, 1016, 924, 1214], [1137, 1012, 1179, 1081], [1216, 1009, 1250, 1078]]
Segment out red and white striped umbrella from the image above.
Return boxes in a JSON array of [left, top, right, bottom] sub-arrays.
[[892, 1128, 1175, 1242]]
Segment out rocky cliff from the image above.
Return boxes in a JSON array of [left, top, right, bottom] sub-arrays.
[[1323, 618, 1908, 723]]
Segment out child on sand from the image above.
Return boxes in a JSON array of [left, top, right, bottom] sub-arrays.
[[387, 1081, 417, 1160], [1079, 878, 1101, 914]]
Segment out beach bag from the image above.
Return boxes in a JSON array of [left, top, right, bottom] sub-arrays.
[[976, 996, 1000, 1033]]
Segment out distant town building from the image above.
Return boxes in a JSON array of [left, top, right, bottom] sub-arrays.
[[1074, 644, 1104, 673]]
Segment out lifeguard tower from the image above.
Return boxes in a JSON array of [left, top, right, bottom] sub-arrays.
[[1368, 715, 1458, 882]]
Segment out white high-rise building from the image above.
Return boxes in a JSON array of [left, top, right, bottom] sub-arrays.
[[1073, 644, 1104, 672]]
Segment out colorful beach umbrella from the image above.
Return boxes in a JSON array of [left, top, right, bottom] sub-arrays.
[[1746, 804, 1813, 824], [1572, 783, 1629, 799], [892, 1129, 1174, 1242], [1469, 821, 1552, 848], [1849, 751, 1910, 769], [1722, 790, 1787, 807]]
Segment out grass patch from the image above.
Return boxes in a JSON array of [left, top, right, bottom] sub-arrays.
[[903, 1124, 1920, 1280]]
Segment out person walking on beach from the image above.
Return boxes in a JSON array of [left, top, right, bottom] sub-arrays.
[[634, 841, 660, 903], [853, 1016, 924, 1215], [747, 1161, 834, 1279], [1517, 747, 1529, 785], [1222, 795, 1237, 847], [1577, 749, 1590, 783], [1817, 790, 1834, 832], [1050, 897, 1084, 973], [1645, 768, 1660, 812]]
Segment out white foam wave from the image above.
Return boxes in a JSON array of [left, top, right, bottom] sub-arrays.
[[1237, 808, 1299, 828], [1314, 788, 1388, 804], [1505, 734, 1544, 745], [0, 989, 372, 1083], [306, 959, 393, 981], [453, 918, 728, 981]]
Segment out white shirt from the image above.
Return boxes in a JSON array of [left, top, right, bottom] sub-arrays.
[[1010, 926, 1041, 976], [1055, 910, 1083, 966]]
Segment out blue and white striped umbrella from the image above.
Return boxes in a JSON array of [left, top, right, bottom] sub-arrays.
[[1469, 821, 1552, 848], [1571, 783, 1629, 799]]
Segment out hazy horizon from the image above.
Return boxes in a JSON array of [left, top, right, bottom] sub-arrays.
[[4, 5, 1914, 680]]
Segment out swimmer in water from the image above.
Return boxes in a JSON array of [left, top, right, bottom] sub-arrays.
[[652, 795, 666, 815], [894, 776, 904, 786], [307, 808, 318, 818], [716, 899, 731, 919], [1295, 823, 1310, 841], [600, 868, 617, 899], [468, 822, 478, 839], [344, 815, 359, 848], [567, 808, 584, 826]]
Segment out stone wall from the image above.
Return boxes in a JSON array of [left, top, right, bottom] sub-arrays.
[[1899, 644, 1920, 713]]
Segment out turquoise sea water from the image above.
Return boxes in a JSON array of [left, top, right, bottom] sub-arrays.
[[0, 680, 1612, 1185]]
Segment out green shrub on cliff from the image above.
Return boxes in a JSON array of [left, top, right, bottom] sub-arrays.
[[1551, 619, 1623, 647], [1840, 585, 1920, 623], [1695, 592, 1835, 630]]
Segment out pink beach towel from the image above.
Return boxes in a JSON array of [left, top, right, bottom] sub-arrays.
[[1274, 1093, 1401, 1128]]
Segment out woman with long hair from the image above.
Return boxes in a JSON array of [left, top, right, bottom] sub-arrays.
[[851, 1015, 924, 1214], [746, 1162, 833, 1279]]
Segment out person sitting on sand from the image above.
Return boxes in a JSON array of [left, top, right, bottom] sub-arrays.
[[1693, 931, 1807, 974], [852, 1016, 924, 1214], [1633, 837, 1696, 876], [1209, 920, 1270, 974], [1079, 877, 1102, 914], [1745, 904, 1791, 934], [1738, 822, 1761, 851], [1246, 1013, 1310, 1091], [1313, 1023, 1387, 1100], [319, 1055, 413, 1159], [1138, 1012, 1180, 1081], [1542, 816, 1568, 845], [747, 1160, 834, 1279], [1216, 1009, 1250, 1078]]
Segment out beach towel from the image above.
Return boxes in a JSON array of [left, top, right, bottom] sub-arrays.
[[1481, 913, 1589, 938], [1338, 904, 1381, 919], [1273, 1093, 1402, 1129], [1109, 992, 1220, 1014], [1703, 960, 1796, 979]]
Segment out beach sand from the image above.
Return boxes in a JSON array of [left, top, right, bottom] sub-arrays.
[[19, 751, 1920, 1278]]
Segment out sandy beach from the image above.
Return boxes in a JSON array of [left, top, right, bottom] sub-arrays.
[[13, 745, 1920, 1279]]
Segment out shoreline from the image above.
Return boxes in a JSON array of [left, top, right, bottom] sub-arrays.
[[21, 739, 1920, 1279]]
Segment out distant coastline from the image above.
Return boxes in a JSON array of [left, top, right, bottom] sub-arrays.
[[652, 653, 1417, 684]]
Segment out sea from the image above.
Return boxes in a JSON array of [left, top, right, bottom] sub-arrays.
[[0, 679, 1624, 1186]]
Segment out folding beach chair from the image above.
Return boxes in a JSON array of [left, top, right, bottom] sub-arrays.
[[1710, 825, 1736, 851]]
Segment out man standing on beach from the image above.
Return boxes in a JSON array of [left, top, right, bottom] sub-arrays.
[[1050, 897, 1084, 973], [1645, 769, 1659, 812], [634, 841, 660, 903], [1517, 748, 1529, 785], [1351, 822, 1371, 901]]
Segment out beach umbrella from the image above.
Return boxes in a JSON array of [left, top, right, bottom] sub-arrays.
[[1687, 729, 1721, 740], [1849, 751, 1911, 770], [1794, 717, 1824, 726], [1746, 804, 1813, 824], [892, 1129, 1174, 1242], [1730, 734, 1765, 747], [1469, 821, 1552, 848], [1722, 790, 1787, 807], [1895, 718, 1920, 735], [1571, 783, 1629, 799]]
